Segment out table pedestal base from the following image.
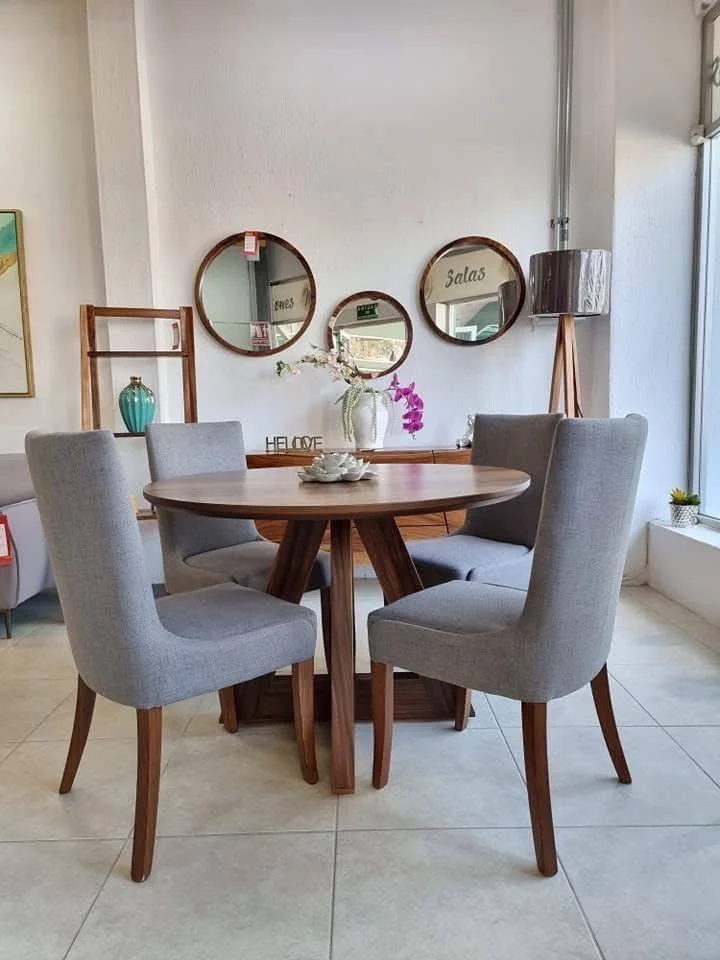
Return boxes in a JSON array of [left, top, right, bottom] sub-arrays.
[[233, 672, 477, 724]]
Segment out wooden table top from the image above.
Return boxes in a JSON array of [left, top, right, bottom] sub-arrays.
[[143, 463, 530, 521]]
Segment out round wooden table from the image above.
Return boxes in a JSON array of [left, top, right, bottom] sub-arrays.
[[144, 462, 530, 793]]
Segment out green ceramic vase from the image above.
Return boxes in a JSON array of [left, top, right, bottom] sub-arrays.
[[118, 376, 156, 434]]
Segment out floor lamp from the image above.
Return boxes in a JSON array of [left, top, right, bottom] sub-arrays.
[[528, 248, 611, 418]]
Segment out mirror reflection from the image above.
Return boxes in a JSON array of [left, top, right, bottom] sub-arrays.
[[194, 232, 316, 356], [420, 237, 525, 345], [328, 292, 413, 378]]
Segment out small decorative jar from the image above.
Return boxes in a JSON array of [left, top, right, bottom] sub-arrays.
[[118, 376, 156, 434], [670, 503, 699, 528]]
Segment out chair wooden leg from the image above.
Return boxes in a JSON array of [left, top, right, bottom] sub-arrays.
[[591, 664, 632, 784], [3, 609, 12, 639], [131, 707, 162, 883], [292, 658, 318, 784], [320, 585, 332, 675], [59, 676, 96, 794], [218, 686, 239, 733], [454, 687, 472, 731], [521, 702, 558, 877], [371, 661, 393, 789]]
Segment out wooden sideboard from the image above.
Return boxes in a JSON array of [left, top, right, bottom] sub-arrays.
[[247, 447, 471, 564]]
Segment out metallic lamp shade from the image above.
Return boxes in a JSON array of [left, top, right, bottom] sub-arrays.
[[529, 249, 611, 317]]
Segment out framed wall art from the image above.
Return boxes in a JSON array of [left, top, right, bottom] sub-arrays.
[[0, 210, 34, 397]]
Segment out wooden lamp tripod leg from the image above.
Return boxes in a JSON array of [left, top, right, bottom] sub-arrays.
[[549, 313, 582, 418]]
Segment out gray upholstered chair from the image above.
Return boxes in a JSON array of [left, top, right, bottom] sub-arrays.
[[408, 413, 563, 591], [26, 430, 318, 883], [368, 416, 647, 877], [145, 422, 332, 713]]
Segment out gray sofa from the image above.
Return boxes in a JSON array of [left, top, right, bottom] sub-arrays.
[[0, 454, 53, 637]]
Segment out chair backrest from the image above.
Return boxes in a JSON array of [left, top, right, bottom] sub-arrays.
[[460, 413, 563, 547], [518, 415, 648, 700], [145, 421, 258, 560], [25, 431, 163, 705]]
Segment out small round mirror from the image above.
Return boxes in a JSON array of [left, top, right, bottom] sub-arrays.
[[327, 291, 413, 378], [419, 237, 526, 345], [194, 232, 316, 356]]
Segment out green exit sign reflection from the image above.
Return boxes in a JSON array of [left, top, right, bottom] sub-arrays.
[[356, 303, 378, 320]]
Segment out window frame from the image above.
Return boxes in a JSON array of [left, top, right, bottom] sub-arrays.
[[690, 4, 720, 527]]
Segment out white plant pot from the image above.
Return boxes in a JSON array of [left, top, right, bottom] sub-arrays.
[[670, 503, 699, 527], [351, 392, 389, 450]]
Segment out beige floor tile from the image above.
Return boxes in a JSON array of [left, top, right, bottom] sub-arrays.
[[0, 744, 16, 765], [0, 839, 122, 960], [682, 618, 720, 654], [157, 727, 337, 836], [464, 692, 499, 728], [609, 626, 720, 667], [183, 691, 236, 736], [66, 834, 334, 960], [0, 628, 76, 681], [0, 679, 75, 741], [338, 724, 529, 831], [29, 691, 201, 742], [0, 739, 138, 840], [558, 826, 720, 960], [488, 677, 654, 727], [666, 726, 720, 784], [333, 830, 599, 960], [611, 663, 720, 725], [632, 589, 704, 627], [614, 598, 680, 635], [503, 725, 720, 826]]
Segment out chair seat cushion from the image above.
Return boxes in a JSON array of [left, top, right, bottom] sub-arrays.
[[185, 540, 331, 592], [153, 582, 317, 704], [467, 551, 534, 591], [407, 534, 530, 588], [368, 580, 526, 699]]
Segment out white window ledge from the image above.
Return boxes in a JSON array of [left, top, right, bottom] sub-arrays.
[[651, 519, 720, 546], [648, 519, 720, 626]]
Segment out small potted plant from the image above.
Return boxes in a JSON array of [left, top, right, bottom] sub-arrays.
[[669, 488, 701, 527]]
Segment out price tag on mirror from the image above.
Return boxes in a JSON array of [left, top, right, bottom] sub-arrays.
[[243, 233, 260, 261]]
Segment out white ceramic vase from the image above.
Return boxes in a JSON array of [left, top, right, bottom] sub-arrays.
[[351, 392, 389, 450]]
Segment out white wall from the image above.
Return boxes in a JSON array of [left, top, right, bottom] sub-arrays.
[[610, 0, 700, 579], [141, 0, 558, 451], [0, 0, 104, 451]]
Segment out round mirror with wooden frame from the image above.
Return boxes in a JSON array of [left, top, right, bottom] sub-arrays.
[[194, 232, 316, 357], [327, 291, 413, 379], [419, 236, 526, 346]]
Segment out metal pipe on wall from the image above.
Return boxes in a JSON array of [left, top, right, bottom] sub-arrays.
[[552, 0, 574, 251]]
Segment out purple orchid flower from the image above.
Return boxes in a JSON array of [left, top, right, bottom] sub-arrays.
[[389, 374, 424, 437]]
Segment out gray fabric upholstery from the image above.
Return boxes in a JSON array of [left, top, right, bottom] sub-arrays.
[[0, 455, 53, 614], [370, 416, 648, 703], [185, 541, 281, 591], [26, 430, 316, 709], [0, 499, 54, 611], [409, 536, 530, 589], [184, 539, 328, 592], [0, 453, 35, 506], [461, 413, 564, 544], [145, 421, 330, 595], [407, 413, 562, 591]]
